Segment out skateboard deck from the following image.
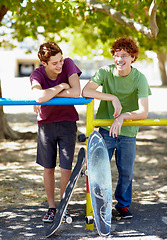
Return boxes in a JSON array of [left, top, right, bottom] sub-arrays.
[[46, 147, 86, 238], [87, 130, 112, 237]]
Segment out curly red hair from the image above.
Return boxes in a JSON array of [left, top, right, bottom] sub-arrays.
[[111, 37, 139, 63]]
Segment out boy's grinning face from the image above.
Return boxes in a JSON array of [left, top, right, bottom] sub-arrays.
[[42, 52, 64, 79], [47, 53, 64, 74], [113, 49, 135, 76]]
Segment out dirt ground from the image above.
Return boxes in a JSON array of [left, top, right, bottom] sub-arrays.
[[0, 107, 167, 211]]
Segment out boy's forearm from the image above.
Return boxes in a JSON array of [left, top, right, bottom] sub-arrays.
[[56, 87, 80, 98], [32, 84, 68, 103], [121, 110, 148, 121], [83, 88, 117, 102], [121, 97, 149, 121]]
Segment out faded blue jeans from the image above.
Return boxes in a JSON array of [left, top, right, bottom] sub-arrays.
[[99, 127, 136, 208]]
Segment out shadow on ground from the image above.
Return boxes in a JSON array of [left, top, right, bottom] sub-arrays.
[[0, 201, 167, 240], [0, 108, 166, 240]]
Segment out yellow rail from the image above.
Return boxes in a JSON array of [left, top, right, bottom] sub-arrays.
[[93, 118, 167, 127], [86, 100, 95, 230]]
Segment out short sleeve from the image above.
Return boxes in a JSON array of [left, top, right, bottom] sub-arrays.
[[91, 67, 107, 86], [30, 68, 45, 86], [137, 74, 152, 98], [64, 58, 82, 78]]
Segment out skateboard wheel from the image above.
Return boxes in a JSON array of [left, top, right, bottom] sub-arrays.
[[85, 169, 88, 176], [66, 216, 72, 224], [80, 170, 85, 177], [78, 134, 86, 142], [86, 216, 94, 224], [80, 169, 88, 177], [115, 216, 121, 221]]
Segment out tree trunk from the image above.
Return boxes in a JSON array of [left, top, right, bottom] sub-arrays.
[[157, 51, 167, 86], [0, 81, 19, 140], [0, 5, 20, 140], [0, 5, 8, 22]]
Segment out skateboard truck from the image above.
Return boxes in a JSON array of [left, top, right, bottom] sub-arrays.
[[78, 134, 87, 142], [86, 216, 94, 224], [63, 215, 72, 224], [80, 169, 88, 177]]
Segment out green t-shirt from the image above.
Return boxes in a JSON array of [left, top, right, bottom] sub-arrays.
[[91, 64, 152, 137]]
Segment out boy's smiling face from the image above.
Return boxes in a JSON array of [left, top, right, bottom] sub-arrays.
[[42, 52, 64, 80], [114, 49, 135, 77]]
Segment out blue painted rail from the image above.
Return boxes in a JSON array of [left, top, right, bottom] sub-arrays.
[[0, 97, 92, 106]]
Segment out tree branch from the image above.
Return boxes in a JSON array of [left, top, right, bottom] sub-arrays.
[[0, 5, 8, 23], [85, 0, 159, 39], [149, 0, 159, 38]]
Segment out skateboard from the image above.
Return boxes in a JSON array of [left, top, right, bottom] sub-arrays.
[[87, 130, 112, 237], [46, 147, 86, 238]]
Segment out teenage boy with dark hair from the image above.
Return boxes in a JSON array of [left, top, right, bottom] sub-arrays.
[[30, 42, 81, 222], [82, 36, 151, 218]]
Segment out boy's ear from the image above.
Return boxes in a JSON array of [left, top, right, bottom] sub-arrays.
[[41, 61, 47, 66], [131, 56, 135, 62]]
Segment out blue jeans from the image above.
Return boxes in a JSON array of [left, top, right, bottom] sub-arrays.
[[99, 127, 136, 208]]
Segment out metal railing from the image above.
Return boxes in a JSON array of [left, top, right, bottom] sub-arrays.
[[1, 97, 167, 231]]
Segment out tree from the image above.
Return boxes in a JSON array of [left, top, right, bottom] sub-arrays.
[[83, 0, 167, 85], [0, 0, 166, 139], [2, 0, 166, 84], [85, 0, 159, 39]]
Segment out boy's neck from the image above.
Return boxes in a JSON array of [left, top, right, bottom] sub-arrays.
[[45, 68, 58, 80], [118, 66, 132, 77]]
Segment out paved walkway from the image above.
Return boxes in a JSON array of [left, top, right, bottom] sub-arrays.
[[0, 201, 167, 240]]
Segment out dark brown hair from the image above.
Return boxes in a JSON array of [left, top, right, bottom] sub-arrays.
[[38, 42, 63, 63], [111, 36, 139, 63]]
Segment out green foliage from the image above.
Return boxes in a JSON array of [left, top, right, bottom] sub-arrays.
[[0, 0, 167, 57]]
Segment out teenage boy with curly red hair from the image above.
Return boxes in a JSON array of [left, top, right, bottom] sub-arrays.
[[83, 36, 151, 218]]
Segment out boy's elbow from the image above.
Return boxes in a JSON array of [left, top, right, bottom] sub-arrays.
[[72, 93, 80, 98], [144, 112, 149, 119], [75, 90, 81, 98], [72, 88, 81, 98], [35, 96, 46, 103], [76, 93, 81, 98], [142, 111, 149, 119], [82, 88, 87, 97], [32, 89, 45, 103]]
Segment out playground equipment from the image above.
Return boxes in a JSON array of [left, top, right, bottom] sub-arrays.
[[0, 97, 92, 106], [85, 99, 167, 230], [1, 97, 167, 231]]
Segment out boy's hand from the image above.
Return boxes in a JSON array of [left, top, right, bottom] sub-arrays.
[[109, 115, 124, 138], [33, 105, 41, 114], [112, 96, 122, 118]]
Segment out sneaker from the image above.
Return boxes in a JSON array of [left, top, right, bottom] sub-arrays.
[[116, 207, 133, 219], [42, 208, 56, 223], [63, 209, 72, 224]]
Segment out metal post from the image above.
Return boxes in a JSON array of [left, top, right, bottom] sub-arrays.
[[86, 99, 95, 230]]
